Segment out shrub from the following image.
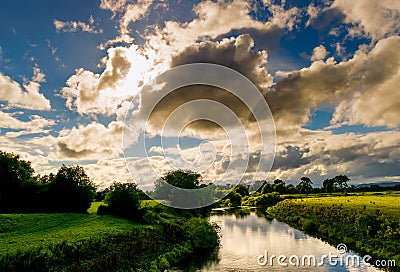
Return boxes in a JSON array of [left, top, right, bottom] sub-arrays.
[[302, 219, 318, 234], [103, 182, 142, 220], [225, 191, 242, 207], [184, 218, 219, 249]]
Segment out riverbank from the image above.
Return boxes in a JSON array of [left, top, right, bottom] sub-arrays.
[[267, 194, 400, 270], [0, 205, 219, 271]]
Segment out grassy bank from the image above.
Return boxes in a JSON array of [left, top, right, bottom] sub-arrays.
[[267, 193, 400, 270], [0, 202, 219, 271]]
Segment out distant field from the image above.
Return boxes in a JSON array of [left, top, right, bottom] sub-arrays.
[[289, 193, 400, 217], [0, 213, 142, 255]]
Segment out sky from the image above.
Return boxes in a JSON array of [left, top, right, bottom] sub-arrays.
[[0, 0, 399, 189]]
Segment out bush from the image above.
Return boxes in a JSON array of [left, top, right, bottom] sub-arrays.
[[103, 182, 142, 220], [242, 192, 282, 207], [302, 219, 318, 234], [225, 191, 242, 207], [184, 218, 219, 249]]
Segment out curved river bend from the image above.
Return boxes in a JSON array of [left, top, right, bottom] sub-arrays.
[[173, 210, 380, 272]]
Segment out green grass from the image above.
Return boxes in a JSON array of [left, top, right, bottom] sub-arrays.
[[290, 193, 400, 217], [140, 199, 160, 208], [87, 201, 104, 214], [0, 213, 143, 255]]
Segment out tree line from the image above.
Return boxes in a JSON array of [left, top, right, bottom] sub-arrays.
[[257, 175, 351, 195], [0, 151, 96, 213]]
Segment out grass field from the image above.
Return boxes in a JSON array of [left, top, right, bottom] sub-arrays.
[[288, 193, 400, 217], [0, 200, 217, 271], [0, 213, 143, 255]]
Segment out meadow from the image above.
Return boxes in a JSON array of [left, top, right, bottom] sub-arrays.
[[0, 212, 143, 255], [0, 201, 218, 271]]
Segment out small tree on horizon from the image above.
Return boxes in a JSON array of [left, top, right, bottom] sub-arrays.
[[323, 178, 335, 194], [333, 175, 350, 194]]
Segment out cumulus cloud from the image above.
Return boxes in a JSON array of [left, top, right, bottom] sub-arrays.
[[268, 36, 400, 129], [97, 48, 131, 90], [144, 0, 300, 57], [0, 112, 55, 138], [0, 69, 51, 110], [331, 0, 400, 40], [84, 158, 131, 189], [56, 121, 123, 160], [124, 34, 274, 141], [170, 34, 272, 88], [311, 45, 328, 61], [60, 44, 151, 115], [270, 129, 400, 185], [0, 134, 57, 174], [54, 16, 103, 34]]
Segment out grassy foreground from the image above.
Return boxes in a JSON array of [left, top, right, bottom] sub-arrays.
[[0, 213, 143, 255], [268, 193, 400, 270], [0, 201, 218, 271]]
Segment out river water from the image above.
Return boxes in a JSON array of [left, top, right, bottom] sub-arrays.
[[173, 209, 380, 272]]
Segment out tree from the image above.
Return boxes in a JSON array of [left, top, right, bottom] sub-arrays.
[[225, 191, 242, 207], [153, 169, 212, 207], [285, 184, 298, 194], [0, 151, 35, 212], [273, 179, 287, 194], [333, 175, 350, 194], [261, 182, 273, 194], [46, 165, 96, 213], [233, 184, 249, 197], [322, 178, 335, 194], [102, 182, 142, 220], [297, 177, 313, 195]]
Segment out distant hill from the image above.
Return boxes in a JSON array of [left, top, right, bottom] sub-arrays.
[[356, 181, 400, 188]]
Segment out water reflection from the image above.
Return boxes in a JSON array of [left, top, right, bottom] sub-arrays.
[[173, 210, 380, 272]]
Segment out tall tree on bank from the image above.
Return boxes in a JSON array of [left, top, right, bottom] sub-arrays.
[[333, 175, 350, 194], [153, 169, 213, 208], [323, 178, 335, 194], [297, 177, 313, 195]]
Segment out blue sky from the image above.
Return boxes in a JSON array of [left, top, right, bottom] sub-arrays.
[[1, 0, 400, 189]]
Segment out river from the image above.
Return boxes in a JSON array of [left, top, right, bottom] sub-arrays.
[[173, 209, 381, 272]]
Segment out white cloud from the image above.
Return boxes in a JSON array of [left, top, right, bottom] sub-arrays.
[[331, 0, 400, 40], [268, 36, 400, 129], [306, 3, 321, 27], [311, 45, 328, 61], [140, 0, 301, 60], [54, 18, 103, 34], [56, 121, 123, 160], [0, 70, 51, 110], [0, 112, 55, 137], [270, 129, 400, 185], [99, 0, 153, 48], [60, 44, 154, 115], [83, 158, 131, 189]]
